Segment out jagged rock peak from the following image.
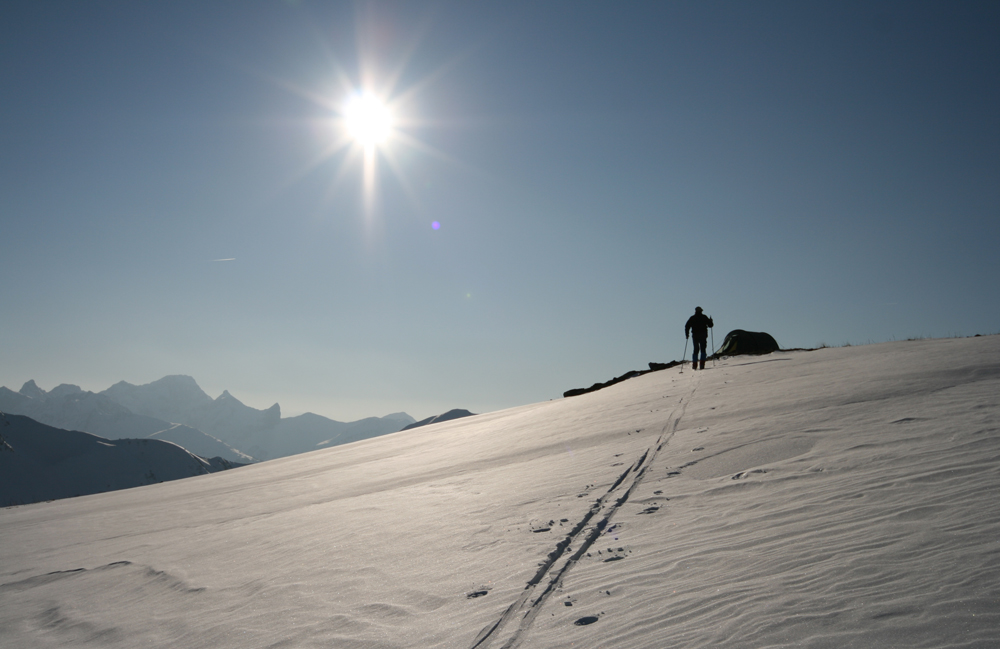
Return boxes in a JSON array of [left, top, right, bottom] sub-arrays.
[[19, 380, 47, 400]]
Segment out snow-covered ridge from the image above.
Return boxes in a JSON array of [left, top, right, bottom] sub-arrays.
[[1, 336, 997, 648], [0, 414, 240, 507], [403, 408, 476, 430]]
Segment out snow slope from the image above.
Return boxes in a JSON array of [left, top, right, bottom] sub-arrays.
[[1, 336, 998, 648]]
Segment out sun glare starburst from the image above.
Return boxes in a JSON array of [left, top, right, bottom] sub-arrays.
[[344, 93, 392, 148], [265, 30, 462, 224]]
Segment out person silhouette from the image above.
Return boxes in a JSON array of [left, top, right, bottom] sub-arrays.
[[684, 307, 714, 370]]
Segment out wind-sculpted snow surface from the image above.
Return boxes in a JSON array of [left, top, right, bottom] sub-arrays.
[[1, 337, 999, 648]]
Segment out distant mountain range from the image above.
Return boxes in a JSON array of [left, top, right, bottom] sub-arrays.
[[0, 412, 241, 507], [0, 376, 417, 463], [0, 375, 480, 506]]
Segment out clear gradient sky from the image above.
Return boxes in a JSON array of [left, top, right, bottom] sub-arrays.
[[2, 1, 998, 421]]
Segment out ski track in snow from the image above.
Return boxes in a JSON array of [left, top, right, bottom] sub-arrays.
[[470, 383, 697, 648]]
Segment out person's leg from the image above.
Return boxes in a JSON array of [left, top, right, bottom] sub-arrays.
[[693, 339, 703, 369], [699, 340, 707, 369]]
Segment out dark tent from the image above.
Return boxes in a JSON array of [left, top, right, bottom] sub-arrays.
[[714, 330, 780, 357]]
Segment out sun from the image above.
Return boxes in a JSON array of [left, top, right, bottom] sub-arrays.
[[268, 46, 453, 221], [343, 93, 393, 148]]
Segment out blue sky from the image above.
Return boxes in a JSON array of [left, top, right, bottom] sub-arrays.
[[2, 1, 998, 421]]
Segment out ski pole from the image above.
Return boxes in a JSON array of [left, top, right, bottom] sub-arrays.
[[710, 319, 715, 367], [681, 338, 688, 372]]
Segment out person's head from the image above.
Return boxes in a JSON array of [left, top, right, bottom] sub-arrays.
[[695, 306, 703, 314]]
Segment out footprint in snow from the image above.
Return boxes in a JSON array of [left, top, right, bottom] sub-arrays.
[[466, 585, 491, 599], [531, 519, 556, 533], [574, 616, 600, 626], [596, 546, 632, 562]]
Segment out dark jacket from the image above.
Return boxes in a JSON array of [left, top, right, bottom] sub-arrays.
[[685, 313, 714, 342]]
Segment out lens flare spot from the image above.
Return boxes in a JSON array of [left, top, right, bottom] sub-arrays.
[[432, 221, 441, 230]]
